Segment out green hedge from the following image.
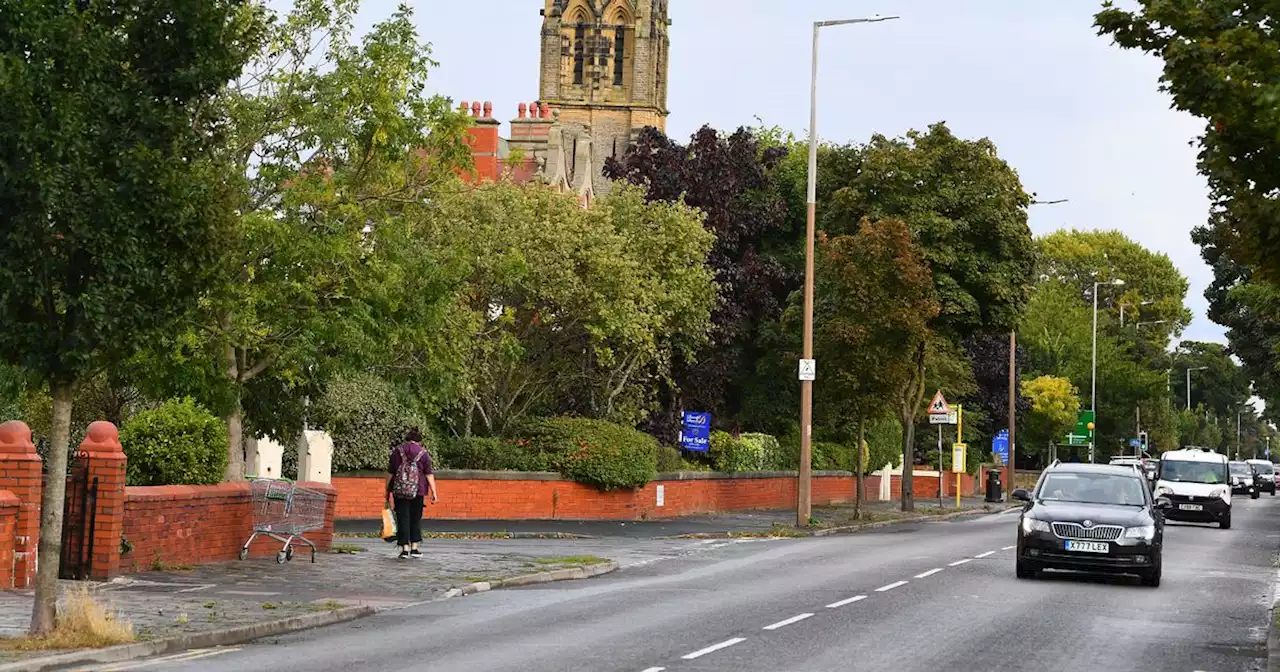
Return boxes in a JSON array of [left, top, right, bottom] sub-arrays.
[[439, 436, 545, 471], [312, 372, 430, 474], [655, 445, 684, 472], [709, 431, 766, 472], [120, 398, 227, 486], [519, 418, 658, 490]]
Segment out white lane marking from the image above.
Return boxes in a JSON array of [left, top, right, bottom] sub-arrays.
[[762, 613, 814, 630], [826, 594, 867, 608], [94, 648, 241, 671], [975, 551, 996, 558], [948, 559, 972, 566], [1002, 545, 1016, 550], [914, 568, 944, 578], [682, 637, 747, 660], [875, 580, 908, 592], [640, 668, 666, 672]]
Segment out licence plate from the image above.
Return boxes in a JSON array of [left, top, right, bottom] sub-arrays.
[[1179, 503, 1203, 511], [1064, 540, 1109, 553]]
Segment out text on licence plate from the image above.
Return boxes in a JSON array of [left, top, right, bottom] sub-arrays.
[[1179, 503, 1203, 511], [1064, 540, 1109, 553]]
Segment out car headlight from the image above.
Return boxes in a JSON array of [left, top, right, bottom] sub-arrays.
[[1021, 517, 1051, 534], [1123, 525, 1155, 540], [1211, 487, 1229, 498]]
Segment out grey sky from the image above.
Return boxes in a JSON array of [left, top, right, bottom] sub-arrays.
[[381, 0, 1217, 343]]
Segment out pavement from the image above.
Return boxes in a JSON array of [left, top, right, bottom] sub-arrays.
[[112, 494, 1280, 672]]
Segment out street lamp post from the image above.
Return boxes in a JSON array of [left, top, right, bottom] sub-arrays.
[[798, 15, 898, 527]]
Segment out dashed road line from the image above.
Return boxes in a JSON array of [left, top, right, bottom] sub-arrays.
[[914, 568, 944, 578], [640, 667, 666, 672], [763, 613, 815, 630], [975, 550, 996, 558], [948, 558, 972, 566], [875, 580, 908, 592], [87, 647, 242, 671], [682, 637, 748, 660], [1002, 545, 1016, 550], [826, 594, 867, 608]]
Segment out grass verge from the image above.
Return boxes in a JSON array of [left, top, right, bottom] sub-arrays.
[[532, 555, 610, 567], [0, 588, 135, 652]]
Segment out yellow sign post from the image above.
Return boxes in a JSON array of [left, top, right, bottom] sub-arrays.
[[954, 405, 964, 508]]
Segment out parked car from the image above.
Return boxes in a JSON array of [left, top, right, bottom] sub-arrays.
[[1229, 460, 1261, 499], [1154, 448, 1232, 528], [1013, 461, 1165, 587], [1245, 459, 1276, 496]]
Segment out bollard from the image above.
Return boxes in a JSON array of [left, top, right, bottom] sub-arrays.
[[985, 468, 1003, 503]]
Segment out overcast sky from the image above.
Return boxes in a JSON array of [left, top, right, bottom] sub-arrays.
[[371, 0, 1218, 344]]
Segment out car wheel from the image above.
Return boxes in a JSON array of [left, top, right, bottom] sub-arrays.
[[1140, 566, 1161, 587], [1251, 488, 1260, 500], [1271, 486, 1276, 496], [1221, 511, 1232, 529], [1016, 559, 1036, 579]]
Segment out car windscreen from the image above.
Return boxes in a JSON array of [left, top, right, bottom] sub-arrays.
[[1161, 459, 1227, 484], [1037, 472, 1147, 506], [1250, 462, 1275, 475], [1230, 462, 1252, 476]]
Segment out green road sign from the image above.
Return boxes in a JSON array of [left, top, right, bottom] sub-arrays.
[[1063, 410, 1096, 447]]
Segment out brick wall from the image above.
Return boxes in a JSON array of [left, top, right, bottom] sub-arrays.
[[0, 421, 41, 588], [0, 490, 18, 588], [121, 481, 337, 571]]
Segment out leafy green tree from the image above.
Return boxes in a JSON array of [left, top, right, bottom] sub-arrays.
[[423, 181, 716, 437], [0, 0, 260, 633], [201, 0, 472, 477], [1020, 376, 1081, 462], [1170, 341, 1250, 418], [1097, 2, 1280, 280], [823, 123, 1036, 510], [807, 220, 938, 512]]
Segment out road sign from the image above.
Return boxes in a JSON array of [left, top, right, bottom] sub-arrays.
[[1129, 438, 1141, 448], [992, 430, 1009, 465], [679, 411, 711, 452], [952, 443, 967, 473], [929, 411, 958, 425], [798, 359, 816, 381], [1063, 410, 1096, 446], [927, 391, 950, 415]]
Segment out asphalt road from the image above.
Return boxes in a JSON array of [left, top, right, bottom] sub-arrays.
[[111, 497, 1280, 672]]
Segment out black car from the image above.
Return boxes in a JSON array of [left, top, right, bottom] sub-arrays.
[[1228, 461, 1261, 499], [1013, 462, 1166, 587]]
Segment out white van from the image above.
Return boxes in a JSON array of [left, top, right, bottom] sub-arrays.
[[1154, 448, 1232, 529]]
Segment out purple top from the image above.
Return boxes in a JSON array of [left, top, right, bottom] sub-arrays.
[[387, 441, 434, 498]]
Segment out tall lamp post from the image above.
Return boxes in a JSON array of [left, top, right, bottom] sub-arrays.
[[797, 15, 898, 527]]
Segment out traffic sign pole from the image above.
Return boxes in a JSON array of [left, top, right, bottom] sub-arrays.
[[956, 405, 963, 508]]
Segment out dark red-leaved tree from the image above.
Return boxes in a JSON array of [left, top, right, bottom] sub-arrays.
[[605, 126, 792, 440]]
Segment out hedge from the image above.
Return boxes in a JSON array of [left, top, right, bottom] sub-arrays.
[[120, 398, 227, 486], [518, 417, 658, 490], [311, 372, 431, 474], [709, 431, 766, 472]]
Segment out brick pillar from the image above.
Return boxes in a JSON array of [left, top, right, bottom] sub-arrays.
[[0, 421, 41, 588], [0, 490, 18, 588], [81, 421, 126, 581]]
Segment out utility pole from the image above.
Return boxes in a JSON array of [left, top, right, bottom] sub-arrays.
[[797, 15, 898, 528], [1135, 405, 1141, 457], [1007, 331, 1016, 500]]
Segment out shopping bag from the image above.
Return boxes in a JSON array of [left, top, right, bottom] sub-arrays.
[[381, 505, 398, 543]]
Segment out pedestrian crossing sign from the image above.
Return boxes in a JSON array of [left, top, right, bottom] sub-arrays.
[[928, 391, 950, 416]]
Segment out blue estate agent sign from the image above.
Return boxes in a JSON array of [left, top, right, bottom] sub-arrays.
[[992, 429, 1009, 465], [679, 412, 712, 452]]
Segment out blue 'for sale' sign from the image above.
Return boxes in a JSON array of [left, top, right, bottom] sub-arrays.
[[679, 412, 711, 452]]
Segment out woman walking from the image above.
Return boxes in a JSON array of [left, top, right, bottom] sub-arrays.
[[387, 428, 438, 559]]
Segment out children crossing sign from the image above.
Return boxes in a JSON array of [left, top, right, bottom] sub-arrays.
[[927, 391, 950, 416]]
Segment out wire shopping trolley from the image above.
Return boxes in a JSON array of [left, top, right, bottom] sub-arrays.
[[239, 477, 327, 564]]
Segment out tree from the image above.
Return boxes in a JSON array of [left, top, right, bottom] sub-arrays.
[[0, 0, 260, 633], [1170, 341, 1249, 419], [962, 334, 1030, 442], [204, 0, 472, 477], [823, 123, 1036, 510], [807, 220, 938, 513], [1096, 2, 1280, 280], [1020, 376, 1081, 463], [423, 181, 716, 437], [604, 126, 793, 439]]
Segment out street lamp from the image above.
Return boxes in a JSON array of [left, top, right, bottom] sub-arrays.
[[1186, 366, 1208, 410], [1091, 278, 1124, 412], [797, 14, 899, 527]]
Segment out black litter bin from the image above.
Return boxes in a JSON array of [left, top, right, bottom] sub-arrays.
[[985, 469, 1003, 502]]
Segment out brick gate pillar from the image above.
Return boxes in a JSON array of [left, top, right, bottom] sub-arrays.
[[0, 420, 41, 588], [81, 421, 126, 581]]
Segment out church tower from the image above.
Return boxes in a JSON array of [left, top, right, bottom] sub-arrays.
[[537, 0, 670, 194]]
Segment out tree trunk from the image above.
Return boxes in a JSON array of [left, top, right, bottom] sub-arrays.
[[222, 344, 245, 481], [900, 406, 916, 512], [30, 380, 74, 635], [855, 415, 865, 519]]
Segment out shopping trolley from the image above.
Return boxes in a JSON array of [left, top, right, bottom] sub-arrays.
[[239, 477, 328, 563]]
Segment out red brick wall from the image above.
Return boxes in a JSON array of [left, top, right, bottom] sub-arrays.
[[0, 490, 18, 588], [121, 481, 337, 571], [0, 421, 41, 588]]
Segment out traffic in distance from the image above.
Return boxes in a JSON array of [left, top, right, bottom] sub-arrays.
[[1014, 447, 1273, 586]]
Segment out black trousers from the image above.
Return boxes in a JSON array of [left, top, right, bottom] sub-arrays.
[[393, 495, 424, 546]]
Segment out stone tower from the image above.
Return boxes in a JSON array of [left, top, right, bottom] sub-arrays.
[[538, 0, 671, 194]]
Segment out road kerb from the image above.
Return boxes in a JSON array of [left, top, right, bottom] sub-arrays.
[[809, 505, 1020, 537], [0, 605, 375, 672], [0, 562, 619, 672]]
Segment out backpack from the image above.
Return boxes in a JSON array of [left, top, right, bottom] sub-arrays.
[[391, 444, 422, 499]]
